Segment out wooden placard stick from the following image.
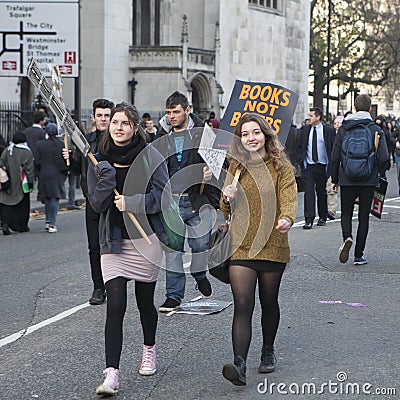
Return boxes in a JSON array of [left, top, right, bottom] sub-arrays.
[[63, 135, 70, 166], [232, 169, 241, 187], [225, 169, 241, 202], [199, 166, 208, 195]]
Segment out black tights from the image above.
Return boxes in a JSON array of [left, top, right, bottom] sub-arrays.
[[104, 277, 158, 369], [229, 266, 284, 360]]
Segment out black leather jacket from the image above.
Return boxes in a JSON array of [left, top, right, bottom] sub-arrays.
[[69, 129, 105, 198]]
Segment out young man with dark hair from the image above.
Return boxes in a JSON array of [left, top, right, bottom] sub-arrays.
[[298, 107, 336, 229], [154, 91, 220, 312], [24, 111, 46, 171], [331, 94, 389, 265], [63, 98, 114, 304]]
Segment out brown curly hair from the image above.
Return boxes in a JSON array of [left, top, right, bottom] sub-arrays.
[[229, 113, 291, 175]]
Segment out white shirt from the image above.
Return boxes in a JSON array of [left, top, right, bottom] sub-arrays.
[[306, 123, 328, 165]]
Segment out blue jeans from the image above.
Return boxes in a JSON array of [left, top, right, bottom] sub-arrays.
[[165, 195, 213, 302], [45, 197, 59, 226]]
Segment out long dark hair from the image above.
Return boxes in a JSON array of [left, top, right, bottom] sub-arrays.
[[98, 102, 149, 155], [229, 113, 290, 175]]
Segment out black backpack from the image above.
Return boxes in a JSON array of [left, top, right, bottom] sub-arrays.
[[341, 122, 378, 180]]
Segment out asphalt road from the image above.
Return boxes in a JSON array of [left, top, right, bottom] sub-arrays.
[[0, 168, 399, 400]]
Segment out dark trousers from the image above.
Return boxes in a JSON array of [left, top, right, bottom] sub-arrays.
[[85, 200, 104, 290], [1, 193, 30, 231], [340, 186, 374, 259], [302, 163, 328, 222]]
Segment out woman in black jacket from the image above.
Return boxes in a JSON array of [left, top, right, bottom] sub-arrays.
[[87, 103, 169, 396], [35, 123, 68, 233]]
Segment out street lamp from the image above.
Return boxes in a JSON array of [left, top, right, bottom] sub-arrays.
[[326, 0, 332, 122]]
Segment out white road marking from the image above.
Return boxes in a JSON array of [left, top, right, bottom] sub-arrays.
[[2, 197, 399, 348], [0, 302, 90, 348], [384, 197, 400, 202], [1, 262, 194, 348]]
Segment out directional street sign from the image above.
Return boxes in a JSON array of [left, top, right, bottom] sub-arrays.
[[0, 0, 79, 77]]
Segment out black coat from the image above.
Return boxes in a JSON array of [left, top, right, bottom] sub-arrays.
[[297, 124, 336, 177], [35, 137, 67, 199], [390, 128, 400, 157], [69, 129, 105, 198], [24, 126, 45, 160], [330, 118, 390, 187], [153, 113, 222, 211]]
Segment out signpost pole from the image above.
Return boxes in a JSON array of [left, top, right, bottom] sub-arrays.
[[74, 0, 81, 124]]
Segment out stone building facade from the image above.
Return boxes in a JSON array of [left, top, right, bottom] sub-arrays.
[[79, 0, 310, 125], [0, 0, 310, 126]]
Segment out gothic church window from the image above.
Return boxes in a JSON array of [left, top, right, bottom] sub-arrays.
[[132, 0, 161, 46]]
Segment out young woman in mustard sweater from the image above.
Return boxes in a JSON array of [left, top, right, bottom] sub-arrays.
[[220, 113, 297, 385]]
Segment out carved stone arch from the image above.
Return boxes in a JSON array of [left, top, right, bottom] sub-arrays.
[[190, 73, 212, 120]]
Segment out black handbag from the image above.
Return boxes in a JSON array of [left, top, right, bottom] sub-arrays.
[[208, 223, 231, 284]]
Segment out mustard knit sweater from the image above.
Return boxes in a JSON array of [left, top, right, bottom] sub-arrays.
[[220, 157, 297, 264]]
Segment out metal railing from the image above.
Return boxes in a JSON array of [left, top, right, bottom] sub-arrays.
[[0, 103, 94, 145], [0, 103, 32, 144]]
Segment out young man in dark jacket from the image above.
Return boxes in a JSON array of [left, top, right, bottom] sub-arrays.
[[331, 94, 389, 265], [64, 98, 114, 304], [153, 91, 220, 312]]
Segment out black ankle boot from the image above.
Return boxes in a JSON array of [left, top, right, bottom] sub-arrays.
[[2, 224, 11, 236], [258, 345, 276, 373], [222, 356, 246, 386]]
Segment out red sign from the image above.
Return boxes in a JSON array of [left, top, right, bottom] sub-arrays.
[[2, 61, 17, 70], [355, 177, 387, 219], [64, 51, 76, 64], [58, 65, 73, 75]]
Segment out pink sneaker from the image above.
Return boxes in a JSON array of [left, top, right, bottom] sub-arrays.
[[139, 344, 156, 376], [96, 367, 119, 395]]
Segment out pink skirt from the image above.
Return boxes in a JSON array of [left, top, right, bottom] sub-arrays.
[[101, 234, 163, 283]]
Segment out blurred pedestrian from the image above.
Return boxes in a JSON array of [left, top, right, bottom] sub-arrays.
[[390, 125, 400, 195], [0, 131, 35, 235], [24, 111, 46, 180], [386, 120, 396, 166], [220, 113, 297, 385], [144, 119, 157, 142], [326, 115, 344, 220], [140, 112, 151, 129], [209, 118, 220, 129], [36, 123, 68, 233]]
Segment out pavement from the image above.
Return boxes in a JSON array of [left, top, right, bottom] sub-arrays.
[[3, 166, 396, 399], [29, 183, 86, 217]]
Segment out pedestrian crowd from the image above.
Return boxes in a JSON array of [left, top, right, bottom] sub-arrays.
[[286, 95, 391, 266], [0, 91, 396, 397]]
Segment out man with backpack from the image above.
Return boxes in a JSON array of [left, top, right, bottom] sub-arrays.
[[331, 94, 389, 265]]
